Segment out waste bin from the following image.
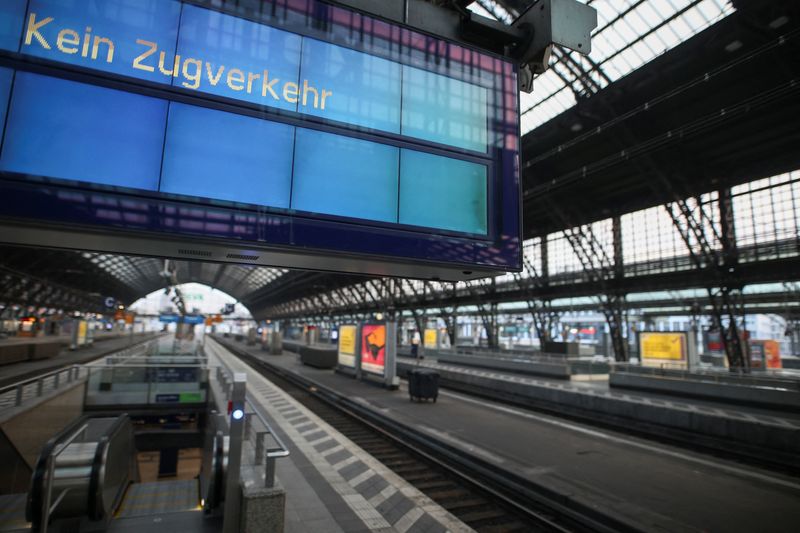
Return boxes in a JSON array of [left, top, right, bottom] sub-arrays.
[[407, 368, 439, 402]]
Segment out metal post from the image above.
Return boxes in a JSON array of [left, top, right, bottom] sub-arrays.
[[255, 432, 266, 465], [53, 373, 60, 389], [222, 373, 246, 533], [15, 385, 23, 406], [384, 321, 399, 389], [37, 378, 44, 397], [265, 457, 276, 488]]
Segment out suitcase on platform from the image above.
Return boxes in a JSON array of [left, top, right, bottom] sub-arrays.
[[408, 368, 439, 402]]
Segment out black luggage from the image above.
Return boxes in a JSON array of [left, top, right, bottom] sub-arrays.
[[407, 368, 439, 402]]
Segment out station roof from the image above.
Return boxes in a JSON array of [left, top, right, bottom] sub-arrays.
[[2, 0, 798, 318]]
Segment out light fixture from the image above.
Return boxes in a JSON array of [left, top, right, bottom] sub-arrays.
[[232, 409, 244, 420]]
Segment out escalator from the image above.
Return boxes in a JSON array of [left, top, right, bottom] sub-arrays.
[[17, 414, 227, 533]]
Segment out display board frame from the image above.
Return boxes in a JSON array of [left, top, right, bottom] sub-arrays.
[[0, 0, 521, 280]]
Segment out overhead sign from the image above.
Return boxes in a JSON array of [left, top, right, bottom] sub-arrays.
[[639, 332, 687, 369], [337, 324, 358, 369], [0, 0, 521, 280], [361, 324, 386, 376]]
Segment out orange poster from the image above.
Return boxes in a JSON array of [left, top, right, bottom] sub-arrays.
[[764, 340, 782, 369]]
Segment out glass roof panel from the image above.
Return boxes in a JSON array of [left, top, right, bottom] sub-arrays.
[[518, 0, 735, 134]]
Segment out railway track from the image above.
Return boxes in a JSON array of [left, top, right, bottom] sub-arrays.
[[219, 341, 637, 533]]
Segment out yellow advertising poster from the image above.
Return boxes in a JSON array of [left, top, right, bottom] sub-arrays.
[[338, 325, 357, 368], [424, 329, 438, 349], [639, 332, 687, 368], [77, 320, 88, 347]]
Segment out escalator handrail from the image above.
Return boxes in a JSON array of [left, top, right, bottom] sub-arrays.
[[87, 414, 132, 521], [26, 415, 89, 527]]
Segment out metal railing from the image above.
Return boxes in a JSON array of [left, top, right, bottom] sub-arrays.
[[0, 365, 84, 413], [243, 398, 290, 488], [0, 341, 157, 414], [214, 366, 290, 488]]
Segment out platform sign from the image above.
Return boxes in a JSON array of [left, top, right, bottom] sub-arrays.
[[337, 324, 358, 369], [0, 0, 520, 281], [639, 332, 688, 369], [423, 329, 438, 350], [360, 324, 386, 376]]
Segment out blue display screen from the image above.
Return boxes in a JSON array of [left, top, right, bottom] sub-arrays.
[[160, 103, 295, 208], [0, 72, 167, 191], [0, 68, 12, 142], [174, 4, 302, 111], [20, 0, 182, 84], [300, 37, 401, 133], [292, 128, 399, 223], [0, 0, 26, 52], [399, 150, 487, 234]]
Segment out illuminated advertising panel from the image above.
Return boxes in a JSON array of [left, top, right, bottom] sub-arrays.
[[77, 319, 88, 347], [750, 339, 782, 370], [639, 332, 688, 369], [423, 329, 438, 350], [0, 0, 521, 280], [360, 324, 386, 376], [337, 324, 357, 369]]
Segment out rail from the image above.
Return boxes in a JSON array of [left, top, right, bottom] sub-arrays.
[[214, 365, 290, 488], [40, 422, 89, 533]]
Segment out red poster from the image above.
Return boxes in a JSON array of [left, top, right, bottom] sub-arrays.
[[361, 324, 386, 375]]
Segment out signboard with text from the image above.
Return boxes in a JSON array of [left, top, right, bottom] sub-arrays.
[[0, 0, 520, 280], [639, 332, 688, 369]]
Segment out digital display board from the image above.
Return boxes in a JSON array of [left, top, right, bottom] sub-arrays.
[[0, 0, 521, 280], [361, 324, 386, 376]]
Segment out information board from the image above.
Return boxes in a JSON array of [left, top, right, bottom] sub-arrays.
[[360, 324, 386, 376], [0, 0, 521, 280], [337, 324, 358, 369], [639, 332, 688, 369]]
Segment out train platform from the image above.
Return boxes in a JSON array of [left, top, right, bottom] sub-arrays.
[[215, 338, 800, 533], [403, 356, 800, 422], [206, 338, 471, 533], [0, 332, 161, 388]]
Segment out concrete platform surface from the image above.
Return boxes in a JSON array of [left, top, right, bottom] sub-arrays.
[[207, 338, 471, 533], [221, 342, 800, 533]]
